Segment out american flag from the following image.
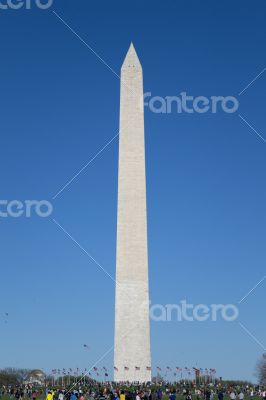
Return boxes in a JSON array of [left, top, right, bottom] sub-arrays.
[[146, 366, 151, 371], [124, 366, 129, 370], [135, 366, 140, 370]]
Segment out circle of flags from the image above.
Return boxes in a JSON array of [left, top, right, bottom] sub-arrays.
[[48, 365, 216, 381]]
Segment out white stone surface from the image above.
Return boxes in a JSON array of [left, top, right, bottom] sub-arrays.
[[114, 43, 151, 383]]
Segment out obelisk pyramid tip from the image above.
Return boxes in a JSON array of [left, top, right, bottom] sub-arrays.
[[129, 42, 135, 51], [122, 42, 142, 70]]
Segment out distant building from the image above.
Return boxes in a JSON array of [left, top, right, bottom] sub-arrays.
[[24, 369, 46, 385]]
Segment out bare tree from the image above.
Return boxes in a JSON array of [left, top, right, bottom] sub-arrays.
[[0, 368, 31, 384], [256, 353, 266, 385]]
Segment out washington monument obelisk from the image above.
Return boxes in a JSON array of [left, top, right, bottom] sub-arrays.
[[114, 43, 151, 382]]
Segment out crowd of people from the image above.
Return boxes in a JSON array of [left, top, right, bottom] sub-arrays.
[[0, 382, 266, 400]]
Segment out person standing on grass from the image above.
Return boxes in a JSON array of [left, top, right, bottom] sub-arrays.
[[58, 391, 64, 400], [169, 390, 176, 400], [205, 388, 211, 400], [186, 392, 192, 400], [230, 392, 236, 400], [136, 392, 141, 400], [70, 392, 77, 400], [218, 389, 224, 400], [239, 392, 244, 400], [156, 389, 162, 400]]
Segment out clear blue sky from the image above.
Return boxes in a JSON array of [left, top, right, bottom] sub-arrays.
[[0, 0, 265, 383]]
